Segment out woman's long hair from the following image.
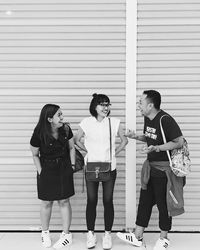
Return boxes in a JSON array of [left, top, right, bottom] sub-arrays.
[[34, 104, 60, 144]]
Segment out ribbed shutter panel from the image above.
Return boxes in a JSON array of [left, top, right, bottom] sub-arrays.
[[0, 0, 126, 230], [137, 0, 200, 231]]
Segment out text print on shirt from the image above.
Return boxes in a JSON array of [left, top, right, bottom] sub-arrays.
[[145, 126, 157, 140]]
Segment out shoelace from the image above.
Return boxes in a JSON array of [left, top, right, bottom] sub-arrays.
[[88, 237, 94, 243], [87, 234, 95, 243]]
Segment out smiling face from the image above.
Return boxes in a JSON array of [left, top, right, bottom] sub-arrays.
[[95, 102, 111, 119], [48, 108, 64, 129], [138, 94, 152, 117]]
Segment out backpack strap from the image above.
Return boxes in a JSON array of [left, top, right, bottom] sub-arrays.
[[159, 115, 172, 167]]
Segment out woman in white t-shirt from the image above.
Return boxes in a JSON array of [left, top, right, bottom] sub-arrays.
[[75, 93, 128, 249]]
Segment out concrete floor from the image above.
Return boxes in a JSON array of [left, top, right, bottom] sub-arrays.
[[0, 232, 199, 250]]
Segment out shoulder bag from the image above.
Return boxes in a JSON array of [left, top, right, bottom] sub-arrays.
[[160, 115, 191, 177]]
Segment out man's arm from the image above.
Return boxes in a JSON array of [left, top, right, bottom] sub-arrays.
[[125, 129, 146, 142], [148, 136, 184, 153]]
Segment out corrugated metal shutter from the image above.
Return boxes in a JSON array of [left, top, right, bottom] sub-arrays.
[[137, 0, 200, 231], [0, 0, 126, 230]]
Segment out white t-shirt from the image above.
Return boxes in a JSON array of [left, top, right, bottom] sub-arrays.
[[79, 116, 120, 170]]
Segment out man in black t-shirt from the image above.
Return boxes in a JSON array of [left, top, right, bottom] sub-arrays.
[[117, 90, 184, 250]]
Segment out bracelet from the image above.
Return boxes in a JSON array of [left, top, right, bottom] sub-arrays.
[[71, 164, 75, 166]]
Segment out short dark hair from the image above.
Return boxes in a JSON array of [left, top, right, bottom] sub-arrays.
[[143, 90, 161, 110], [89, 93, 110, 118]]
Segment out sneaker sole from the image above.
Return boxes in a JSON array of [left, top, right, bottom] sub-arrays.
[[116, 234, 142, 247], [118, 239, 142, 247], [87, 246, 96, 249], [87, 242, 97, 249], [103, 241, 112, 249], [53, 242, 72, 249]]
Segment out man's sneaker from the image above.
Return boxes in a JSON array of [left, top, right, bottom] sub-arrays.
[[102, 232, 112, 249], [87, 231, 97, 249], [41, 230, 52, 248], [116, 232, 143, 247], [153, 238, 170, 250], [53, 232, 72, 249]]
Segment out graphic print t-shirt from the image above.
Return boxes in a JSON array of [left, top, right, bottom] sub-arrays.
[[144, 110, 182, 162]]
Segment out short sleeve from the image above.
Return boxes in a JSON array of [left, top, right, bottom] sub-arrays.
[[79, 118, 88, 133], [110, 117, 120, 135], [30, 130, 41, 147], [62, 123, 73, 140], [162, 115, 182, 141]]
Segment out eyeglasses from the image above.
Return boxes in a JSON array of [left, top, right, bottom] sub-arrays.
[[99, 103, 112, 108]]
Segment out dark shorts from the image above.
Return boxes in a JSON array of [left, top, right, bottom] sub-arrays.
[[37, 158, 75, 201]]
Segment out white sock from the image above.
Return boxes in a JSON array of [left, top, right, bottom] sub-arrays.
[[105, 231, 111, 235]]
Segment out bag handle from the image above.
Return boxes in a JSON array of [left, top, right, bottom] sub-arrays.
[[159, 115, 172, 167]]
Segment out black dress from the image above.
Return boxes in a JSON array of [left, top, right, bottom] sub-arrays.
[[30, 125, 75, 201]]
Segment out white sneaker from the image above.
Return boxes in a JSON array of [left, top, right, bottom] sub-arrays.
[[153, 238, 170, 250], [87, 231, 97, 249], [41, 230, 52, 248], [102, 232, 112, 249], [116, 232, 143, 247], [53, 232, 72, 249]]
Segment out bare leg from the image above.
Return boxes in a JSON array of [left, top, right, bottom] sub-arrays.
[[58, 199, 72, 233], [160, 230, 168, 239], [134, 225, 145, 239], [40, 200, 53, 231]]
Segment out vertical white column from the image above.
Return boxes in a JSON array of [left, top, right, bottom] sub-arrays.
[[125, 0, 137, 230]]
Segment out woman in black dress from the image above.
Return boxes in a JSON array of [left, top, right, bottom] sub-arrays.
[[30, 104, 75, 249]]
